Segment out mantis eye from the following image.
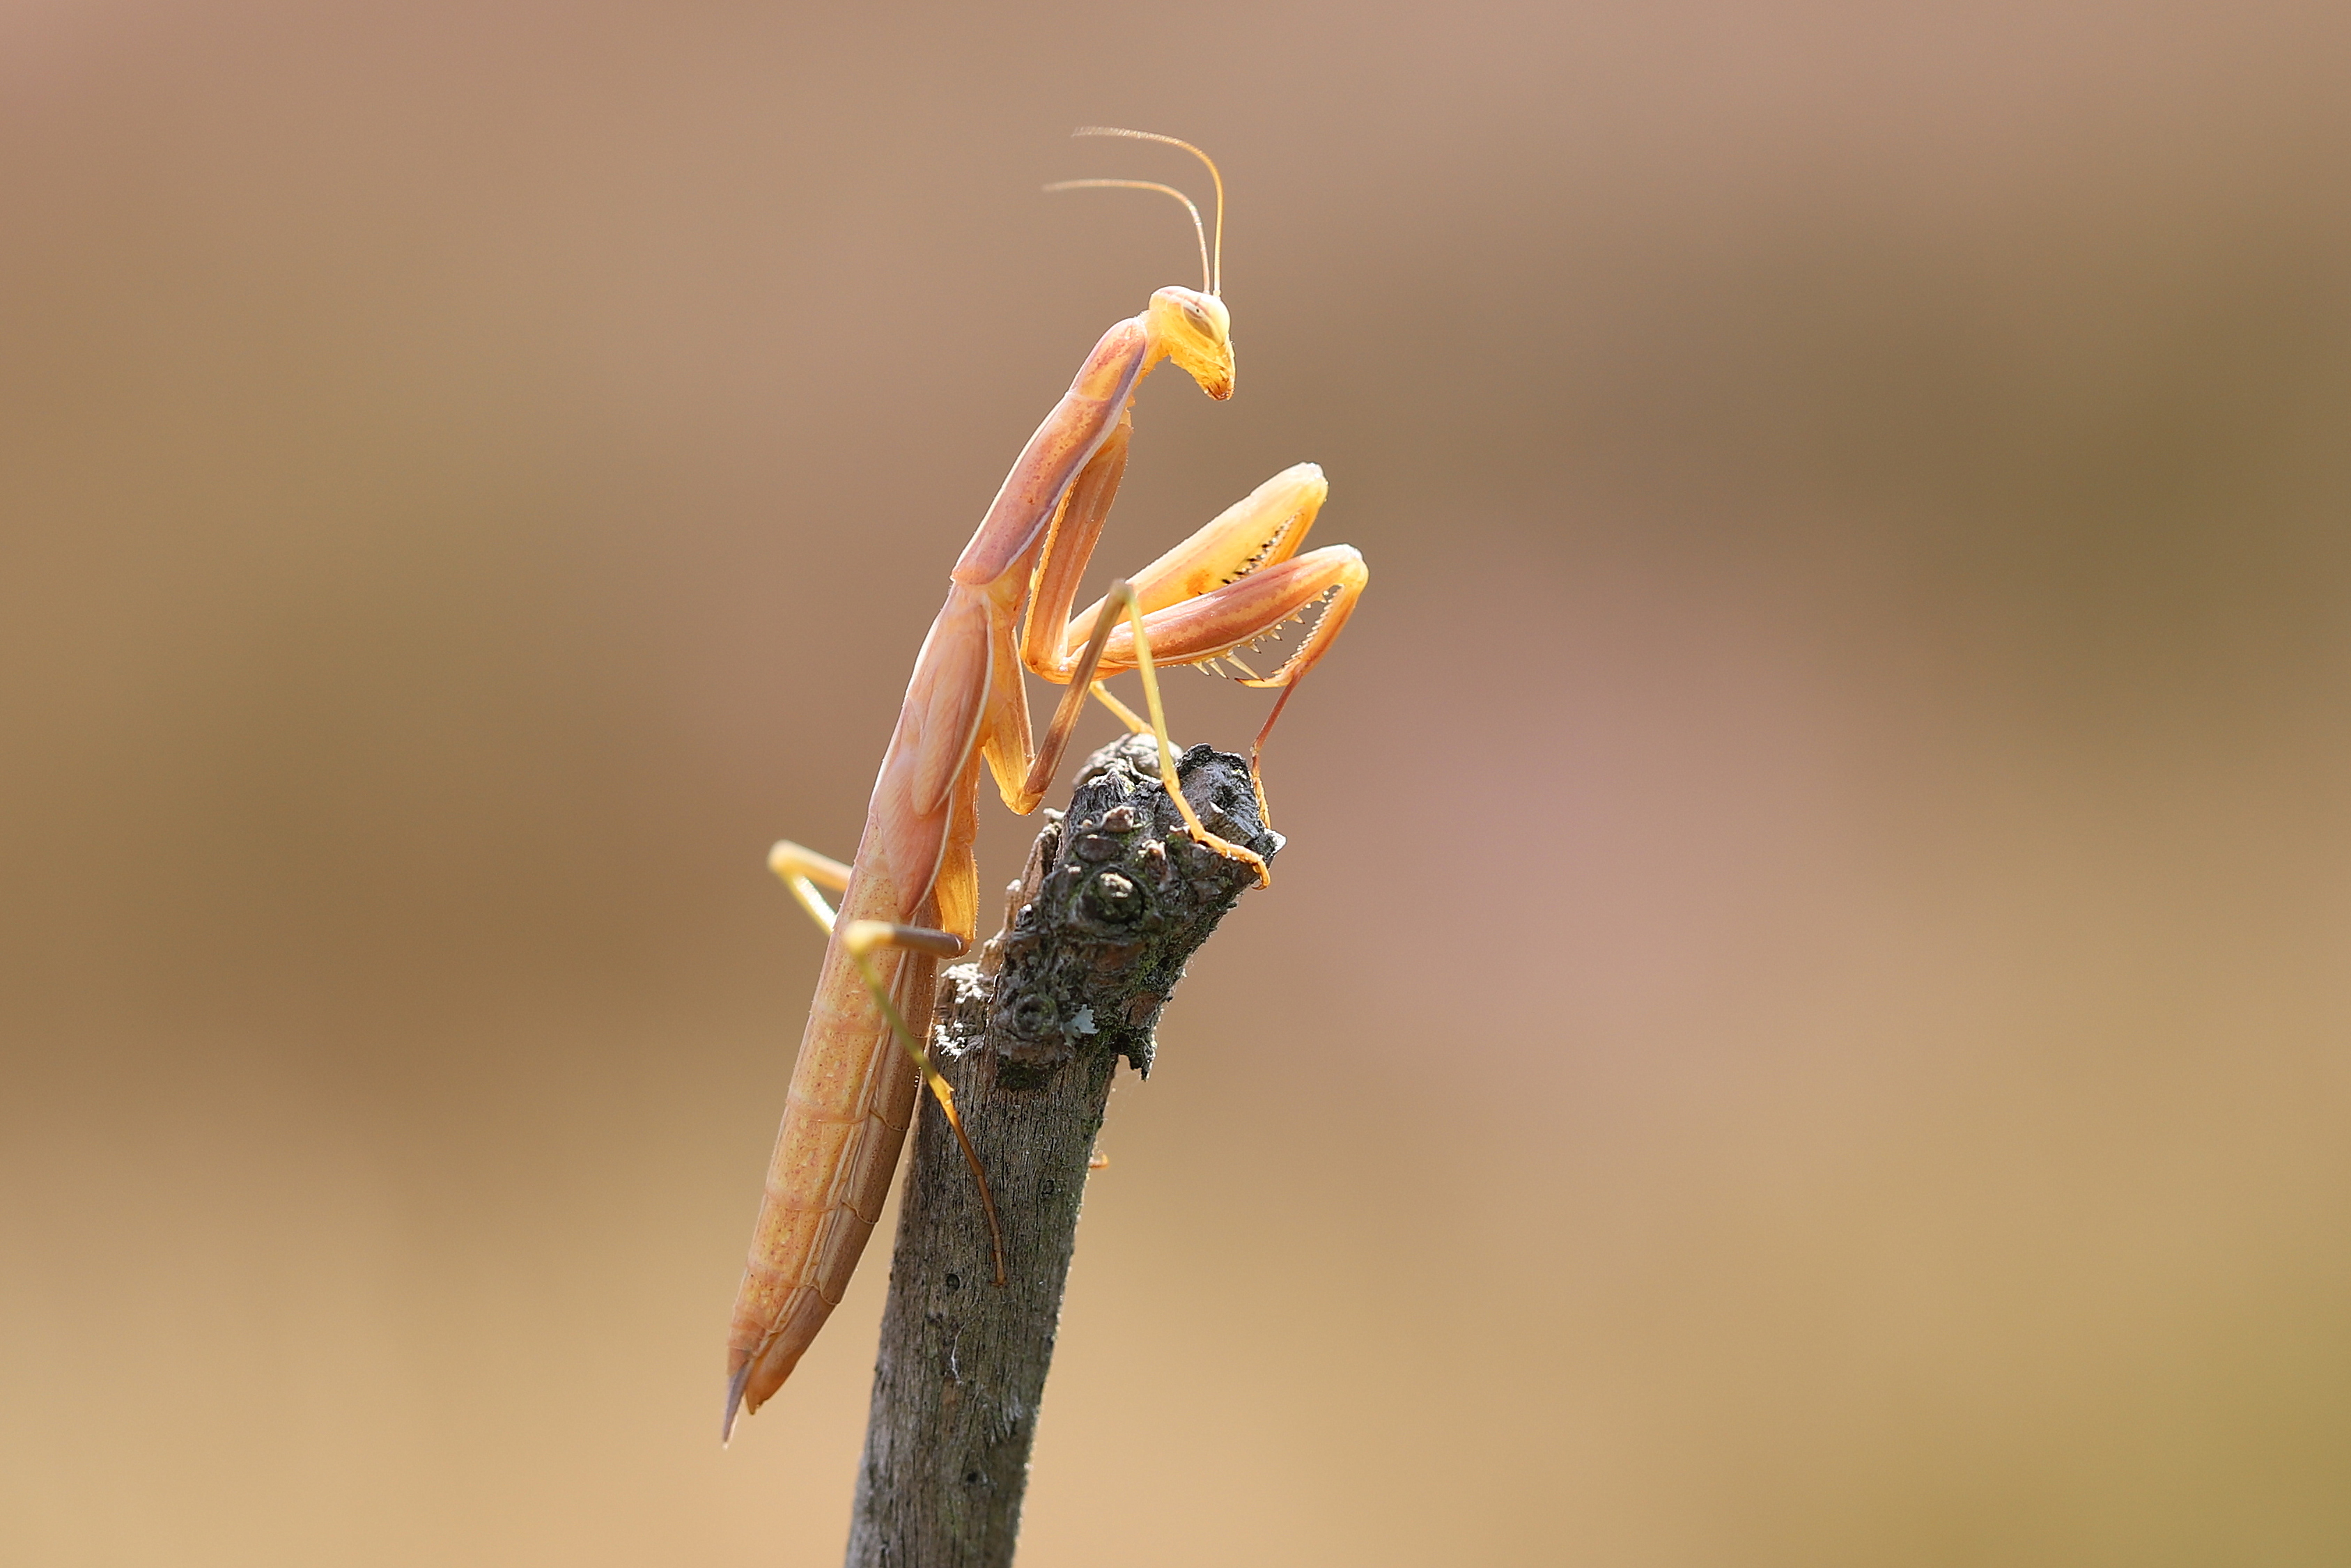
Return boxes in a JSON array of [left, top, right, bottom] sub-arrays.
[[1179, 300, 1218, 339]]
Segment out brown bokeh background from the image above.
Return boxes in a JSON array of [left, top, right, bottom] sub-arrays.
[[6, 1, 2349, 1562]]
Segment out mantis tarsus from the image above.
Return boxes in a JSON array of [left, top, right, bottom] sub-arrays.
[[722, 129, 1368, 1438]]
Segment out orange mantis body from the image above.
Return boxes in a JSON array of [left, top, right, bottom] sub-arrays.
[[723, 132, 1367, 1438]]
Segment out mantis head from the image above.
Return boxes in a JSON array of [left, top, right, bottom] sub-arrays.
[[1049, 127, 1234, 399], [1149, 285, 1234, 400]]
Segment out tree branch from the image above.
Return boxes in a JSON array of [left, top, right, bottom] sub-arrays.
[[844, 733, 1280, 1567]]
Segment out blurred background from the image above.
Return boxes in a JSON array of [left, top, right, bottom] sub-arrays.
[[4, 1, 2349, 1562]]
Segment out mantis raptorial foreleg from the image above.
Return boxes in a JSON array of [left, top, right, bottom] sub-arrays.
[[1009, 570, 1283, 880], [1037, 462, 1369, 837]]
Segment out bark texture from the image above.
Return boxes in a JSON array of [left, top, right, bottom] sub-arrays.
[[844, 733, 1279, 1567]]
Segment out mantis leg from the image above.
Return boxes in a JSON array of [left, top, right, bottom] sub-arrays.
[[1100, 583, 1274, 884], [992, 458, 1363, 874], [1068, 462, 1364, 703], [988, 581, 1275, 883], [1091, 539, 1367, 830], [764, 846, 1006, 1285], [1069, 462, 1331, 626], [1053, 463, 1367, 831], [837, 919, 1003, 1287], [767, 840, 852, 934]]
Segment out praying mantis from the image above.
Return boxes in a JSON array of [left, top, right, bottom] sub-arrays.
[[722, 130, 1368, 1439]]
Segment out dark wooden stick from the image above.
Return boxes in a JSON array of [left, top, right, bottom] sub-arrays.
[[844, 733, 1280, 1567]]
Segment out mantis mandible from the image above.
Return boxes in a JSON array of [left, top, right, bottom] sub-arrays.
[[722, 130, 1367, 1438]]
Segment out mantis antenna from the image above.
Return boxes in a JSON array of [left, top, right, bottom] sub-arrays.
[[1041, 178, 1211, 297], [1064, 125, 1227, 295]]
